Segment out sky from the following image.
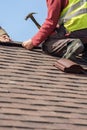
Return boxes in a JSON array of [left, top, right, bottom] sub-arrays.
[[0, 0, 47, 42]]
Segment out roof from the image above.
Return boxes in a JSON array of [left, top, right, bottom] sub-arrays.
[[0, 44, 87, 130]]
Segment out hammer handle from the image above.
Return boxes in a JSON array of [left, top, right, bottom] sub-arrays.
[[31, 16, 41, 29]]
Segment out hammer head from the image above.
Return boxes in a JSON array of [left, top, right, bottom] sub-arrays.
[[25, 12, 37, 20]]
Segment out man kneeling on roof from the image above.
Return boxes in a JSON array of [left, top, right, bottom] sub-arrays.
[[22, 0, 87, 61]]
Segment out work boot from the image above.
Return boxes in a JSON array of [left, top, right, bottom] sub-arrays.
[[63, 39, 84, 60]]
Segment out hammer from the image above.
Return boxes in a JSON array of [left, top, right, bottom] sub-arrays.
[[25, 12, 41, 29]]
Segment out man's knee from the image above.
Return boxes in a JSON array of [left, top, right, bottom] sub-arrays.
[[63, 39, 84, 60]]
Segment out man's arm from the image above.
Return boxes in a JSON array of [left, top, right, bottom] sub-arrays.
[[23, 0, 62, 50], [32, 0, 62, 46]]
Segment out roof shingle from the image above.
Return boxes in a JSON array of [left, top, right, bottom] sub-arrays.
[[0, 45, 87, 130]]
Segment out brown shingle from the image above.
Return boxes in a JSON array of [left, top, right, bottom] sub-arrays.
[[0, 45, 87, 130]]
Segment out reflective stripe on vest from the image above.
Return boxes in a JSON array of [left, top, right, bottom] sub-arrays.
[[59, 0, 87, 32]]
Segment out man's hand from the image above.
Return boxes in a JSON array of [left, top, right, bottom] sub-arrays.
[[22, 39, 34, 50]]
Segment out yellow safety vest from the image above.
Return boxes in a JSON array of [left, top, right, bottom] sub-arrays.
[[59, 0, 87, 33]]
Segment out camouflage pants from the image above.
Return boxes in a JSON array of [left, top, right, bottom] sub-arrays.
[[42, 26, 87, 57]]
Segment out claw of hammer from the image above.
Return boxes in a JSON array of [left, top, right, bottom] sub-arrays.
[[25, 12, 41, 29]]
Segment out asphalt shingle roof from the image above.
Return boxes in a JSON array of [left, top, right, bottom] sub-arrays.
[[0, 44, 87, 130]]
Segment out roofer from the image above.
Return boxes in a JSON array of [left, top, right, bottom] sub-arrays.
[[0, 26, 12, 42], [22, 0, 87, 60]]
